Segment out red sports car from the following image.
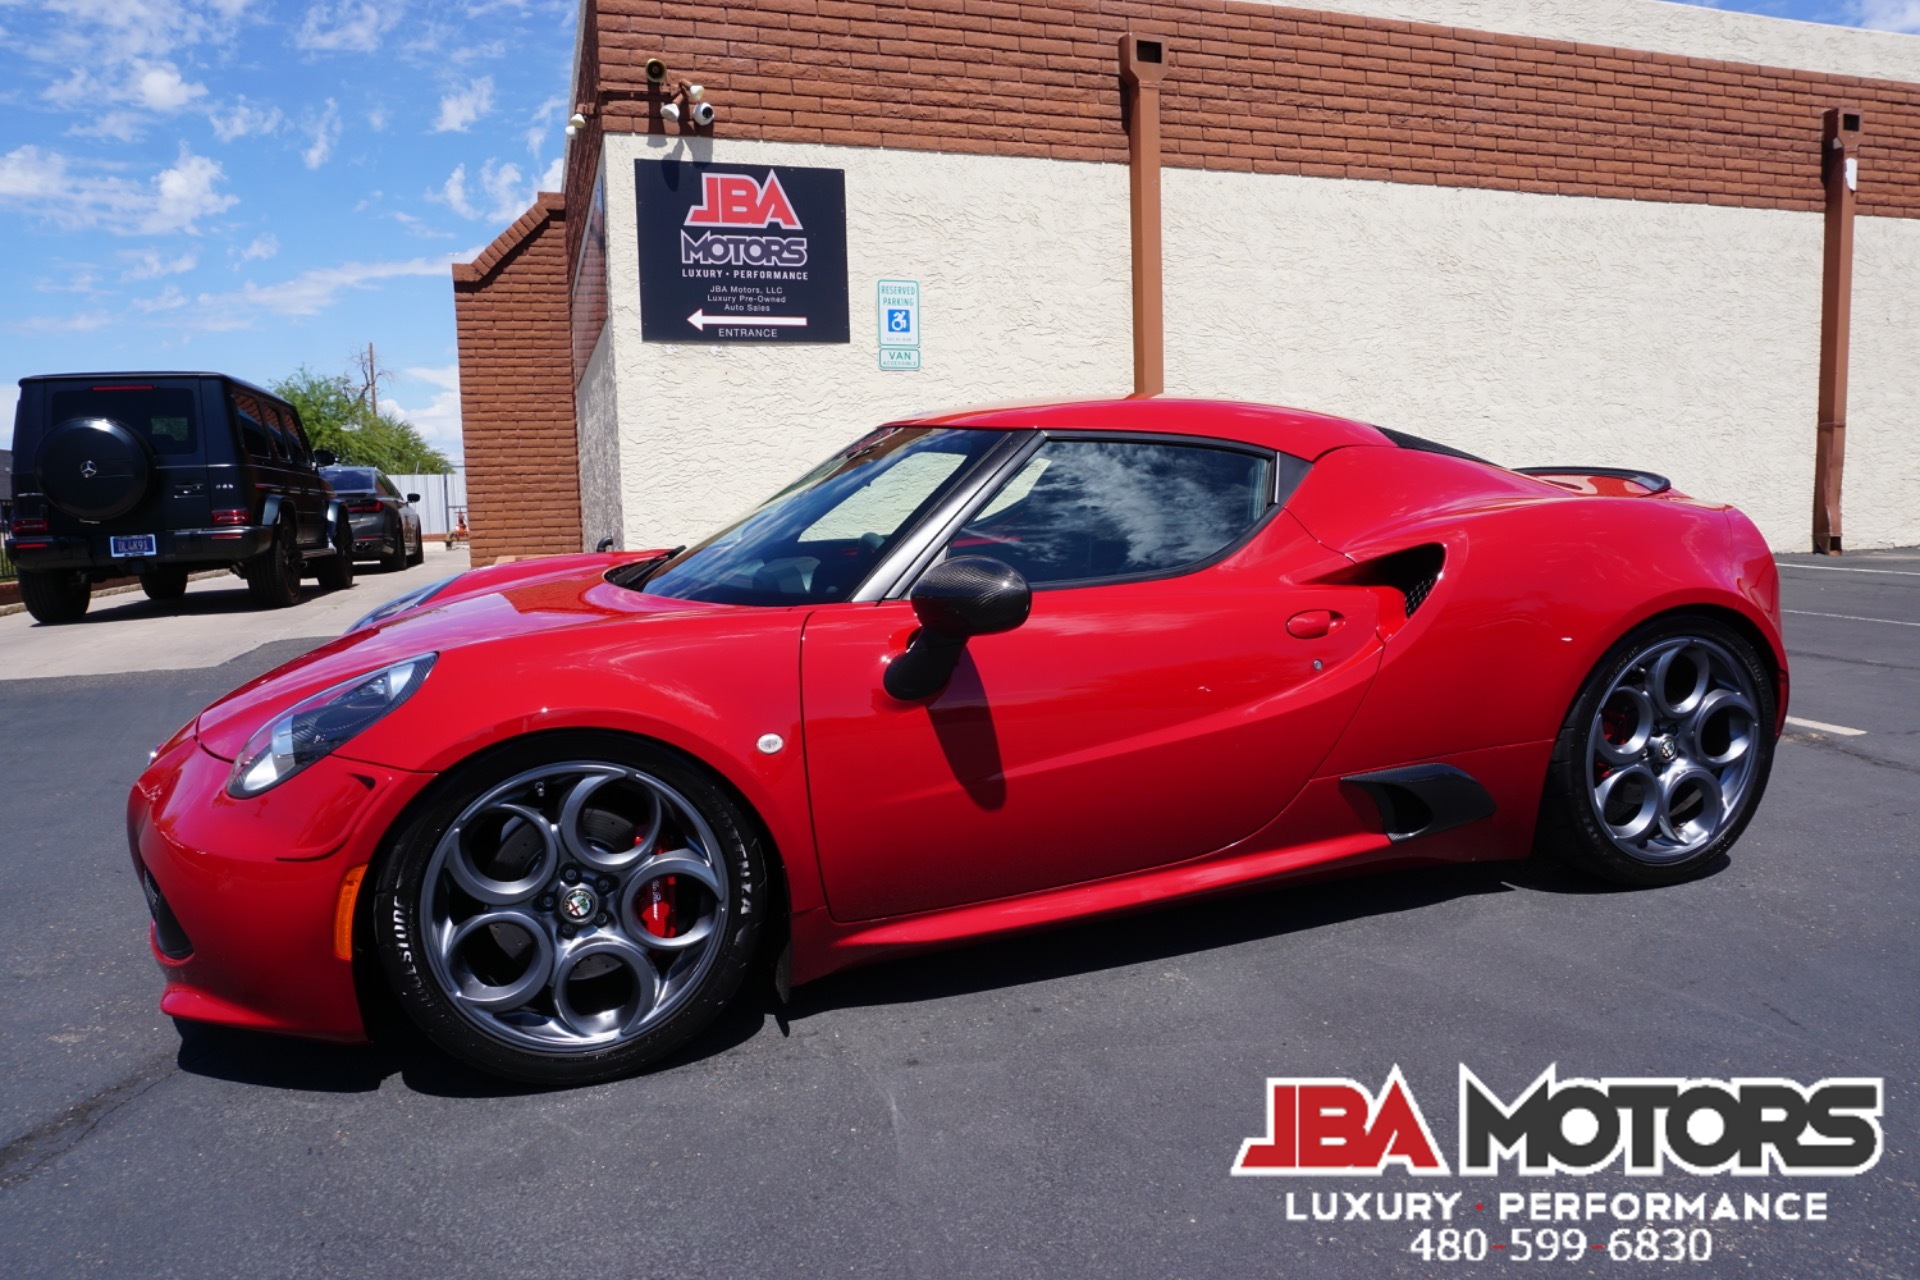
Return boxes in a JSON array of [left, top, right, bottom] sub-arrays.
[[128, 400, 1785, 1083]]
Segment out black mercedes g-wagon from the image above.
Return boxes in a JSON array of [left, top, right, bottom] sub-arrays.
[[4, 372, 354, 624]]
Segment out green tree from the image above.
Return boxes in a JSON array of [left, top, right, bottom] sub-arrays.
[[272, 366, 454, 475]]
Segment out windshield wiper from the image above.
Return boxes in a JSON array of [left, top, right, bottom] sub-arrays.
[[607, 545, 685, 591]]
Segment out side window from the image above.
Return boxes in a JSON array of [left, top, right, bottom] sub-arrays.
[[945, 438, 1273, 587], [231, 393, 275, 464], [377, 474, 402, 500]]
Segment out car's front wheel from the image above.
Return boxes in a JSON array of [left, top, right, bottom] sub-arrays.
[[380, 516, 408, 573], [371, 733, 769, 1084], [1536, 613, 1777, 885]]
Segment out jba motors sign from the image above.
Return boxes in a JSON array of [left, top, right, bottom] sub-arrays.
[[635, 160, 850, 343], [1232, 1066, 1884, 1177]]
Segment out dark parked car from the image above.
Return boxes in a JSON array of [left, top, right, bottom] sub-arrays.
[[320, 466, 425, 571], [4, 372, 354, 623]]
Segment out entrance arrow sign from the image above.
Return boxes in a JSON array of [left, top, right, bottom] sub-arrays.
[[686, 309, 809, 332]]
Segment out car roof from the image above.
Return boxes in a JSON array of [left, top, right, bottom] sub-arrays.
[[19, 371, 284, 403], [887, 398, 1393, 460]]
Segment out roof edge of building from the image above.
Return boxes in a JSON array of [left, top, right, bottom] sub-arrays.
[[453, 191, 567, 288]]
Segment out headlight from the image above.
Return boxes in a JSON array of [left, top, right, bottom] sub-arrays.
[[347, 575, 458, 634], [228, 655, 437, 797]]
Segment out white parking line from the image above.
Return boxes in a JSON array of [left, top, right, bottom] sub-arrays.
[[1777, 563, 1920, 577], [1783, 608, 1920, 628], [1784, 716, 1867, 737]]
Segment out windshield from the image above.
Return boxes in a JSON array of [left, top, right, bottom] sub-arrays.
[[323, 466, 379, 492], [638, 426, 1007, 606]]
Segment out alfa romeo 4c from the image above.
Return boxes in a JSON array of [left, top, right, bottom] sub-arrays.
[[129, 400, 1784, 1083]]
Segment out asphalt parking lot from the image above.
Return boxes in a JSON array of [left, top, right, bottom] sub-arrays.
[[0, 547, 1913, 1278]]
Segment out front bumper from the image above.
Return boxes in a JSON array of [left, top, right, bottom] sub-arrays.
[[126, 730, 436, 1041], [8, 525, 273, 575]]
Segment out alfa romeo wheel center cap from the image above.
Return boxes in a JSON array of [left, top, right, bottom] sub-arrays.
[[1652, 736, 1678, 765], [559, 886, 597, 923]]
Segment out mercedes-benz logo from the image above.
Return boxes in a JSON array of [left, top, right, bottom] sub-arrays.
[[80, 460, 97, 479], [559, 886, 597, 922]]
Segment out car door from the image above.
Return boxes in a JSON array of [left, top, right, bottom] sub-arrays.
[[800, 434, 1384, 922]]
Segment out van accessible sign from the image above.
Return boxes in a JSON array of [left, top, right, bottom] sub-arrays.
[[634, 160, 849, 343]]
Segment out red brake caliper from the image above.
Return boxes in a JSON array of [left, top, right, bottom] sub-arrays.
[[640, 874, 680, 939]]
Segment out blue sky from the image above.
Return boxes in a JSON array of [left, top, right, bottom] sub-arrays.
[[2, 2, 1915, 462], [1, 0, 577, 462]]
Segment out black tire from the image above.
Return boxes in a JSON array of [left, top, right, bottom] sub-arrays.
[[139, 565, 190, 601], [1535, 612, 1777, 886], [371, 732, 769, 1085], [18, 569, 92, 624], [315, 523, 355, 592], [380, 516, 408, 573], [242, 519, 302, 608], [406, 523, 425, 567]]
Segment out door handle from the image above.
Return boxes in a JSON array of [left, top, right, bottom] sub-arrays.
[[1286, 609, 1341, 639]]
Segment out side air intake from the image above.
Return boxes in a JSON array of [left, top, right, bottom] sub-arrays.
[[1355, 544, 1445, 618], [1343, 764, 1496, 843]]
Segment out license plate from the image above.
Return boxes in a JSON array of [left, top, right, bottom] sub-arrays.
[[110, 534, 158, 557]]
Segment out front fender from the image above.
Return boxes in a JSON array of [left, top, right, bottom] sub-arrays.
[[333, 611, 827, 914]]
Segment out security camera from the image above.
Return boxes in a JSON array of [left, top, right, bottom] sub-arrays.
[[661, 102, 682, 123], [645, 57, 667, 83], [567, 112, 586, 130], [690, 101, 716, 126]]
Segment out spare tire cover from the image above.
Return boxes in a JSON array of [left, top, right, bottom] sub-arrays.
[[37, 417, 153, 521]]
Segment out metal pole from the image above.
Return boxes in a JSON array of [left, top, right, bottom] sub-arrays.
[[1814, 108, 1862, 555], [1120, 35, 1169, 400]]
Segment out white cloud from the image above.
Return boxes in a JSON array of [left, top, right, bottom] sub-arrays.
[[8, 309, 115, 336], [210, 97, 285, 142], [433, 77, 494, 133], [303, 98, 342, 168], [67, 112, 149, 143], [132, 61, 206, 111], [185, 255, 456, 329], [389, 210, 454, 239], [434, 157, 539, 221], [122, 248, 199, 279], [135, 285, 190, 312], [0, 143, 236, 235], [525, 94, 565, 157], [389, 363, 464, 454], [1853, 1, 1920, 32], [295, 1, 400, 53], [148, 145, 238, 233], [239, 232, 278, 261], [539, 155, 562, 192], [367, 105, 390, 132]]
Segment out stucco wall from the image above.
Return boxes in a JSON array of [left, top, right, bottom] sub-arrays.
[[600, 134, 1132, 550], [575, 324, 624, 552], [1302, 0, 1920, 82], [598, 134, 1915, 552], [1848, 215, 1920, 551], [1162, 168, 1836, 550]]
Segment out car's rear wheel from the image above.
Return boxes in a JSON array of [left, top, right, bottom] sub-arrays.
[[372, 733, 769, 1085], [380, 516, 408, 573], [242, 518, 302, 608], [140, 565, 189, 601], [1536, 613, 1776, 885], [18, 569, 92, 624]]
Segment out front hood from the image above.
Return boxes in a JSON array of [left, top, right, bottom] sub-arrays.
[[195, 553, 730, 760]]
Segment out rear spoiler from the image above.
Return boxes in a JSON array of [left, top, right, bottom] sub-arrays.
[[1513, 466, 1672, 497]]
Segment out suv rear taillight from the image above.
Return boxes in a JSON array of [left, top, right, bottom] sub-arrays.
[[9, 516, 49, 535], [346, 500, 383, 514], [211, 508, 250, 526]]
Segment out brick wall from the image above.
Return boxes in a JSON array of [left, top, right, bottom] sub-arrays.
[[452, 192, 584, 564], [587, 0, 1920, 216]]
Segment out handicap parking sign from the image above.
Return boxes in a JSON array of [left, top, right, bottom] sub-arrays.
[[876, 279, 919, 360]]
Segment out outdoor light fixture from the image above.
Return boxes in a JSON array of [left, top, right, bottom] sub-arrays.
[[646, 57, 668, 83], [662, 102, 682, 123], [568, 112, 587, 130], [686, 84, 705, 101]]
